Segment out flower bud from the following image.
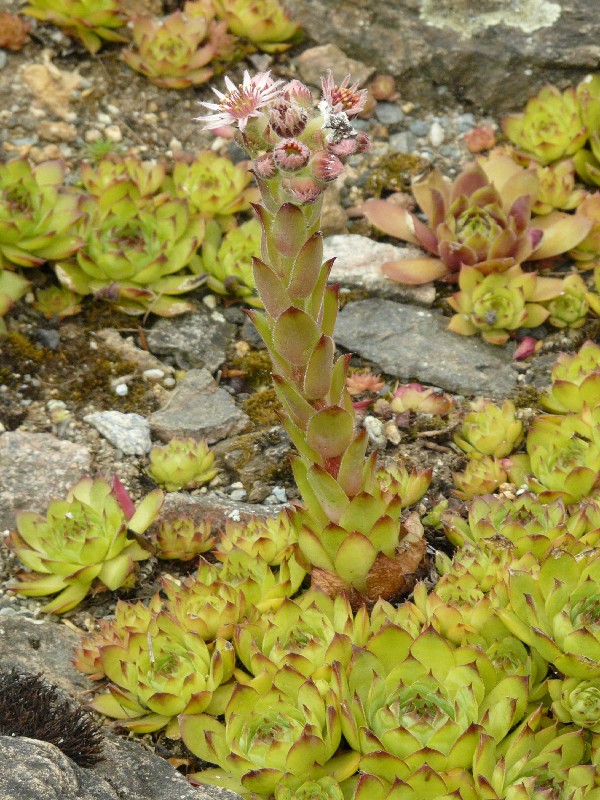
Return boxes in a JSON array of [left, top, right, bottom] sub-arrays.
[[327, 136, 360, 158], [253, 152, 277, 179], [269, 99, 307, 137], [273, 138, 311, 171], [283, 176, 323, 204], [311, 150, 344, 182], [283, 79, 314, 108]]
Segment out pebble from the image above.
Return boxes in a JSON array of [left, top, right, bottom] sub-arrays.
[[364, 415, 387, 449], [408, 119, 430, 137], [429, 121, 445, 147], [0, 51, 6, 72], [230, 488, 247, 501], [84, 410, 152, 455], [37, 120, 77, 142], [388, 131, 418, 152], [105, 125, 123, 142], [456, 112, 477, 132], [84, 128, 102, 143], [374, 102, 405, 126], [143, 369, 165, 381], [114, 383, 128, 396]]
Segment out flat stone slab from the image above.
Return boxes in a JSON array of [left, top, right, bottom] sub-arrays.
[[147, 308, 236, 373], [0, 432, 91, 530], [335, 298, 517, 397], [84, 411, 151, 455], [325, 235, 436, 307], [149, 368, 250, 444]]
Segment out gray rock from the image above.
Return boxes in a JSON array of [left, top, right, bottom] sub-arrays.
[[0, 432, 91, 530], [295, 43, 374, 90], [212, 427, 293, 496], [388, 131, 418, 153], [149, 368, 250, 444], [288, 0, 600, 112], [84, 411, 151, 455], [375, 102, 405, 126], [325, 235, 436, 307], [0, 52, 7, 72], [408, 119, 431, 137], [157, 490, 288, 530], [335, 298, 517, 397], [146, 308, 236, 373]]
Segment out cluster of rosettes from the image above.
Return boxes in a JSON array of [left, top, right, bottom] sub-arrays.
[[197, 70, 370, 205]]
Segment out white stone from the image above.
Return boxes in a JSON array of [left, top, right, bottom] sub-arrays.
[[429, 121, 445, 147]]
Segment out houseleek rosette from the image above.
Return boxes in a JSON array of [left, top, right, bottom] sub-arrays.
[[180, 664, 358, 796], [499, 547, 600, 679], [146, 437, 217, 491], [151, 515, 215, 561], [549, 676, 600, 732], [473, 707, 596, 800], [344, 766, 478, 800], [92, 611, 236, 734], [196, 218, 263, 306], [341, 625, 529, 778], [501, 84, 588, 165], [452, 455, 507, 500], [233, 591, 370, 678], [454, 398, 523, 459], [7, 477, 162, 614], [165, 151, 254, 219], [0, 158, 84, 269], [212, 0, 301, 52], [542, 340, 600, 413], [160, 573, 244, 640], [22, 0, 127, 53], [574, 74, 600, 187], [214, 509, 297, 566], [55, 192, 206, 316], [80, 155, 167, 201]]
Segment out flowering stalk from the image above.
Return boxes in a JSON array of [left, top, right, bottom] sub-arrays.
[[197, 71, 426, 606]]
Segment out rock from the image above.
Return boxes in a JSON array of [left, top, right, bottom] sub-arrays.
[[0, 432, 91, 530], [335, 298, 517, 397], [295, 43, 374, 90], [325, 235, 436, 306], [321, 183, 347, 235], [157, 490, 288, 531], [95, 329, 175, 382], [375, 102, 405, 126], [20, 51, 83, 119], [149, 369, 250, 444], [84, 411, 152, 456], [146, 309, 236, 373], [288, 0, 600, 112], [37, 120, 78, 142], [212, 427, 294, 494]]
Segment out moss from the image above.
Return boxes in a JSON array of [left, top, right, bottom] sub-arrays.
[[0, 329, 159, 415], [365, 152, 431, 198], [242, 385, 282, 427], [511, 385, 544, 411], [229, 348, 273, 389]]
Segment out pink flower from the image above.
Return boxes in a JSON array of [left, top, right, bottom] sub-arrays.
[[320, 69, 368, 118], [312, 150, 344, 181], [196, 70, 284, 132]]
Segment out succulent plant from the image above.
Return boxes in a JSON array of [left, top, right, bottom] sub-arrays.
[[0, 158, 84, 270], [233, 591, 370, 678], [32, 285, 83, 320], [362, 158, 590, 285], [214, 510, 297, 566], [532, 159, 587, 215], [79, 155, 167, 201], [341, 625, 529, 778], [499, 547, 600, 678], [447, 264, 557, 345], [275, 777, 345, 800], [442, 492, 586, 560], [122, 7, 225, 89], [344, 767, 478, 800], [542, 272, 590, 329], [7, 477, 162, 614], [454, 398, 523, 459], [92, 611, 236, 734], [212, 0, 301, 53], [472, 707, 595, 800], [146, 437, 217, 492], [22, 0, 127, 54], [196, 218, 262, 305], [502, 84, 588, 165], [72, 598, 156, 680], [574, 73, 600, 186], [56, 192, 205, 316], [151, 515, 215, 560], [543, 340, 600, 413], [389, 383, 455, 415], [570, 194, 600, 263], [160, 573, 244, 640], [165, 151, 254, 220], [180, 664, 357, 796], [345, 369, 385, 396], [376, 465, 432, 509], [452, 455, 507, 500], [549, 676, 600, 731], [0, 269, 30, 330], [0, 11, 31, 50], [519, 411, 600, 503]]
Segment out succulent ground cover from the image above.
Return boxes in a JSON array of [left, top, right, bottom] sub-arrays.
[[4, 4, 600, 800]]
